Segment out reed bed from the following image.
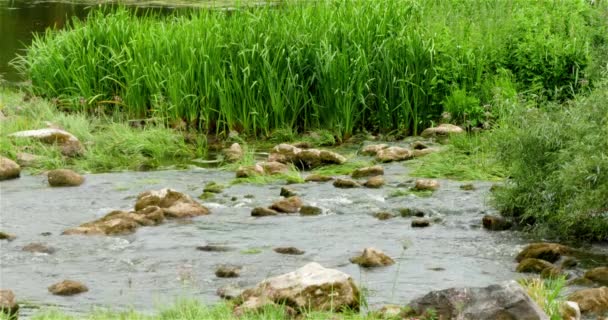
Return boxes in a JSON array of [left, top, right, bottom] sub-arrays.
[[16, 0, 607, 138]]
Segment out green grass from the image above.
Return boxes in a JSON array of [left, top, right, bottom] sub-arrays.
[[409, 134, 506, 182], [0, 88, 204, 173], [518, 277, 567, 320], [15, 0, 608, 139]]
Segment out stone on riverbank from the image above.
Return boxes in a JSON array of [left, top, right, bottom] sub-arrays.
[[333, 178, 360, 188], [376, 146, 412, 162], [482, 214, 512, 231], [414, 179, 440, 191], [405, 281, 549, 320], [270, 196, 303, 213], [0, 157, 20, 181], [351, 165, 383, 178], [48, 280, 88, 296], [9, 128, 84, 157], [47, 169, 84, 187], [304, 174, 333, 182], [364, 176, 385, 188], [268, 143, 346, 169], [236, 164, 264, 178], [222, 143, 243, 163], [420, 123, 464, 138], [16, 152, 40, 167], [516, 243, 573, 263], [350, 248, 395, 267], [236, 262, 360, 313], [0, 289, 18, 320], [567, 287, 608, 315], [516, 258, 554, 274], [584, 267, 608, 285]]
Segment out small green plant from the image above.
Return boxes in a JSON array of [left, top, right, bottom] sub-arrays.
[[442, 88, 484, 127], [518, 277, 567, 319]]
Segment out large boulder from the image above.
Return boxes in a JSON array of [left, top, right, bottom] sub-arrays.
[[351, 165, 384, 178], [9, 128, 84, 157], [584, 267, 608, 285], [223, 143, 243, 163], [567, 287, 608, 315], [270, 196, 303, 213], [420, 123, 464, 138], [0, 157, 20, 181], [237, 262, 360, 313], [48, 280, 88, 296], [516, 243, 573, 263], [0, 289, 18, 319], [376, 146, 412, 162], [350, 248, 395, 267], [134, 189, 209, 218], [47, 169, 84, 187], [405, 281, 549, 320]]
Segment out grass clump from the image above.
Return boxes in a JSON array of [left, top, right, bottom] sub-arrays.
[[409, 134, 506, 182], [492, 87, 608, 241], [16, 0, 608, 139], [518, 277, 566, 320], [0, 88, 203, 172]]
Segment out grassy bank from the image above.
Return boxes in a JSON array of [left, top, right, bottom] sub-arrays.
[[16, 0, 608, 139]]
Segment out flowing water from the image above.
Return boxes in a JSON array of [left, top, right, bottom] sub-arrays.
[[1, 162, 527, 317]]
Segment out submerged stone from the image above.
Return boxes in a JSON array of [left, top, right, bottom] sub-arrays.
[[299, 205, 322, 216], [304, 174, 333, 182], [373, 211, 394, 220], [274, 247, 305, 255], [251, 207, 279, 217], [350, 247, 395, 267], [411, 218, 431, 228], [22, 242, 56, 254], [280, 187, 297, 198], [47, 169, 84, 187], [333, 178, 360, 188], [48, 280, 88, 296], [215, 265, 241, 278], [0, 157, 20, 181], [364, 176, 385, 188], [351, 165, 384, 178], [482, 214, 512, 231], [0, 232, 16, 241]]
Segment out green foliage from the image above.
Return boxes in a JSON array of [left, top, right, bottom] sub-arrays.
[[15, 0, 608, 139], [519, 277, 567, 320], [442, 88, 484, 127], [492, 87, 608, 240]]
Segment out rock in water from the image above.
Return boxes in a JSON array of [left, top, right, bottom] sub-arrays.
[[364, 176, 385, 188], [414, 179, 440, 191], [251, 207, 279, 217], [516, 243, 573, 263], [406, 281, 549, 320], [567, 287, 608, 315], [299, 205, 322, 216], [0, 289, 18, 319], [0, 157, 20, 181], [351, 165, 384, 178], [333, 178, 360, 188], [304, 174, 333, 182], [48, 280, 88, 296], [274, 247, 305, 255], [411, 218, 431, 228], [375, 146, 412, 162], [350, 247, 395, 267], [516, 258, 554, 274], [134, 189, 209, 218], [280, 187, 297, 198], [482, 214, 512, 231], [0, 232, 16, 241], [360, 144, 388, 156], [9, 128, 84, 157], [47, 169, 84, 187], [420, 123, 464, 137], [584, 267, 608, 285], [215, 265, 241, 278], [222, 143, 243, 163], [270, 196, 302, 213], [237, 262, 360, 313], [22, 243, 56, 254]]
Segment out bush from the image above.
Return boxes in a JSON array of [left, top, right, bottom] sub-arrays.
[[492, 87, 608, 240]]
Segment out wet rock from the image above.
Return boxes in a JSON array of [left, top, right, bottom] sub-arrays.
[[237, 262, 360, 313], [280, 187, 297, 198], [223, 143, 243, 163], [364, 176, 385, 188], [405, 280, 549, 320], [482, 214, 512, 231], [236, 164, 264, 178], [203, 182, 224, 194], [350, 247, 395, 267], [251, 207, 279, 217], [9, 128, 84, 157], [300, 205, 322, 216], [567, 287, 608, 315], [516, 242, 573, 263], [270, 196, 302, 213], [516, 258, 554, 274], [360, 144, 388, 156], [412, 148, 438, 158], [460, 183, 476, 191], [215, 265, 241, 278], [22, 242, 55, 254], [197, 244, 233, 252], [217, 285, 243, 300], [559, 256, 578, 269], [414, 179, 440, 191], [0, 289, 18, 319], [584, 267, 608, 285], [351, 165, 384, 178], [318, 150, 347, 165], [373, 212, 394, 220], [333, 178, 360, 188], [420, 123, 464, 138], [304, 174, 333, 182], [274, 247, 305, 255], [135, 189, 209, 218], [47, 169, 84, 187], [16, 152, 40, 167], [0, 157, 20, 181], [411, 141, 429, 150], [258, 161, 289, 175], [134, 206, 165, 225], [560, 301, 581, 320], [376, 146, 412, 162], [0, 232, 16, 241], [268, 143, 300, 163], [268, 144, 345, 169], [411, 218, 431, 228], [399, 208, 425, 217], [48, 280, 88, 296]]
